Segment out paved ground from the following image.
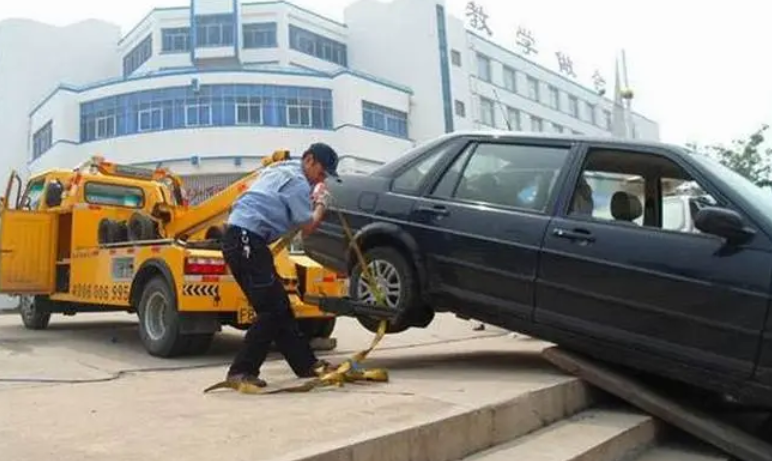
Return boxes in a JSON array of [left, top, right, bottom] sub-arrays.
[[0, 312, 569, 461]]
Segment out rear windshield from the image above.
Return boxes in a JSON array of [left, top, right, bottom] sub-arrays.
[[84, 182, 145, 208]]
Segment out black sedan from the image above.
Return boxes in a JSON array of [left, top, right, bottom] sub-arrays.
[[303, 130, 772, 408]]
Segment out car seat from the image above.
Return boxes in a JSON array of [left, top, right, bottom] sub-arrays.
[[610, 191, 643, 223]]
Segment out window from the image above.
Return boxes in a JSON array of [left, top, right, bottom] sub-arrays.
[[21, 180, 45, 210], [196, 14, 235, 48], [603, 109, 612, 130], [503, 66, 516, 92], [476, 53, 491, 82], [548, 86, 560, 109], [138, 106, 163, 131], [552, 123, 564, 133], [123, 34, 152, 76], [432, 142, 571, 212], [455, 100, 466, 117], [527, 76, 540, 101], [289, 25, 347, 66], [568, 95, 579, 117], [161, 28, 190, 53], [567, 148, 718, 235], [391, 146, 447, 194], [530, 115, 543, 132], [287, 99, 312, 127], [451, 49, 461, 66], [506, 107, 521, 130], [362, 101, 408, 138], [78, 84, 334, 142], [243, 22, 277, 48], [84, 182, 144, 208], [235, 97, 262, 125], [586, 102, 596, 125], [185, 102, 212, 126], [480, 97, 495, 127], [32, 121, 53, 159]]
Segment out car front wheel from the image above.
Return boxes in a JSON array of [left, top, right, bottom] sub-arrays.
[[350, 246, 431, 334]]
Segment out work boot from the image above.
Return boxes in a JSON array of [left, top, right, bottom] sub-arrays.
[[226, 372, 267, 388], [299, 360, 337, 378]]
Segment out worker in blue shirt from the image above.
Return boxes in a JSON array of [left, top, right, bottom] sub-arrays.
[[222, 142, 339, 388]]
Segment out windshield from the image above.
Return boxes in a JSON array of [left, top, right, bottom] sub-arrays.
[[689, 151, 772, 225]]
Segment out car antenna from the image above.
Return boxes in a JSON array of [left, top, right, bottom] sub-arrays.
[[492, 88, 513, 131]]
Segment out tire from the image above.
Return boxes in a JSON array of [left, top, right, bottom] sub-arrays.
[[128, 212, 158, 242], [350, 246, 426, 334], [298, 317, 336, 339], [136, 276, 203, 357], [98, 218, 126, 244], [19, 295, 51, 330]]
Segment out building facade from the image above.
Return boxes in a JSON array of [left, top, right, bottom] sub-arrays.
[[17, 0, 659, 191]]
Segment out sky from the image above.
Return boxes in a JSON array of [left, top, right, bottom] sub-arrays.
[[1, 0, 770, 148]]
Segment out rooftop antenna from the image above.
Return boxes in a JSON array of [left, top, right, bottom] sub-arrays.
[[491, 88, 512, 131]]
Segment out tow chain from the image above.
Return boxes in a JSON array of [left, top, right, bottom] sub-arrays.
[[204, 202, 391, 395]]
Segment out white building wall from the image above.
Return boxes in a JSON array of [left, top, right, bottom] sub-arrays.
[[28, 69, 412, 175]]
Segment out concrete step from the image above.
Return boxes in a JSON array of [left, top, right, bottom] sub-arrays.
[[631, 439, 732, 461], [461, 406, 660, 461]]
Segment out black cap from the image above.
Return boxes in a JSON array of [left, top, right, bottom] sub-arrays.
[[307, 142, 340, 180]]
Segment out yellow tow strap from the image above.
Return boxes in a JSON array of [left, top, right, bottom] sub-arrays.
[[204, 207, 390, 395]]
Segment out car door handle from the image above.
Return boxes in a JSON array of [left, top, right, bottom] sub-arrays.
[[552, 227, 595, 243], [416, 205, 450, 216]]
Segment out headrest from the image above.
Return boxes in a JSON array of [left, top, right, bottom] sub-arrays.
[[610, 191, 643, 222]]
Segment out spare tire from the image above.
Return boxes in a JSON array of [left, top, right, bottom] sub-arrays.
[[128, 212, 158, 241], [98, 218, 123, 244]]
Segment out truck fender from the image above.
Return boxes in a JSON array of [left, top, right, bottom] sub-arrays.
[[129, 258, 177, 311], [129, 258, 220, 334], [346, 221, 429, 291]]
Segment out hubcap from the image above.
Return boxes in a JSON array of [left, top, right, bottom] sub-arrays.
[[356, 259, 401, 309], [144, 292, 168, 341]]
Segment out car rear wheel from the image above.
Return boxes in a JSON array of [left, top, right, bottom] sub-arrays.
[[350, 246, 428, 334]]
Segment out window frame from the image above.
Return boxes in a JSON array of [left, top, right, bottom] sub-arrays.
[[83, 181, 146, 209], [560, 142, 741, 240], [424, 139, 577, 216]]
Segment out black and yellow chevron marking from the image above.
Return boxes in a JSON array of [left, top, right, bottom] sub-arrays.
[[183, 284, 220, 297]]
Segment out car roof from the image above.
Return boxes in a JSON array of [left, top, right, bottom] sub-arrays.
[[434, 130, 688, 155]]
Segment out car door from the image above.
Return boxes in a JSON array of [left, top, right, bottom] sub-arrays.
[[406, 138, 577, 325], [536, 143, 772, 382]]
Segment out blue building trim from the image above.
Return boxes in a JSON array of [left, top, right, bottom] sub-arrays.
[[29, 67, 413, 117], [190, 0, 196, 63], [233, 0, 240, 62], [435, 4, 454, 134]]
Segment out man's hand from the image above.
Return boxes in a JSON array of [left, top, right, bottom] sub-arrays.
[[312, 183, 331, 209], [302, 183, 331, 237]]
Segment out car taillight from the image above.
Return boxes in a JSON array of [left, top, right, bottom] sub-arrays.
[[185, 257, 226, 275]]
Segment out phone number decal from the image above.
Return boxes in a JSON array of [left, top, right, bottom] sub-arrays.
[[72, 284, 130, 302]]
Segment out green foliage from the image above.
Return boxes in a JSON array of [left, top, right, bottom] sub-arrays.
[[689, 125, 772, 187]]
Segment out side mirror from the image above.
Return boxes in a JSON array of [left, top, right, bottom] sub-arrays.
[[694, 206, 755, 245]]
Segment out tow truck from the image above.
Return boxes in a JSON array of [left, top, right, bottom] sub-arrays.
[[0, 150, 347, 357]]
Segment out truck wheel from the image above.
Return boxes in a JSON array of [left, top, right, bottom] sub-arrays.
[[136, 276, 190, 357], [298, 318, 336, 339], [350, 246, 425, 335], [128, 212, 158, 242], [19, 295, 51, 330]]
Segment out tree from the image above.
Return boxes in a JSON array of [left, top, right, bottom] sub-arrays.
[[690, 124, 772, 187]]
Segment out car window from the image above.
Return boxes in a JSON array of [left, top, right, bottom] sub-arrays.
[[84, 182, 145, 208], [432, 142, 571, 212], [567, 147, 717, 235], [21, 180, 46, 210], [390, 144, 447, 194]]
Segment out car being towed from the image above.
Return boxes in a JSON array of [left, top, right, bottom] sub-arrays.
[[302, 130, 772, 408]]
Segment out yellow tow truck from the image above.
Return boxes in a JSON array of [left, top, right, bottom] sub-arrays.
[[0, 151, 347, 357]]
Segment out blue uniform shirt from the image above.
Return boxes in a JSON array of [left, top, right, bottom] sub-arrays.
[[227, 159, 313, 242]]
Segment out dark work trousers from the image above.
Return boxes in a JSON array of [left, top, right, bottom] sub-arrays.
[[222, 224, 318, 378]]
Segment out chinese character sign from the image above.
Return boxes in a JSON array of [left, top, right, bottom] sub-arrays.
[[555, 52, 577, 78], [515, 27, 538, 55], [465, 2, 492, 36]]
